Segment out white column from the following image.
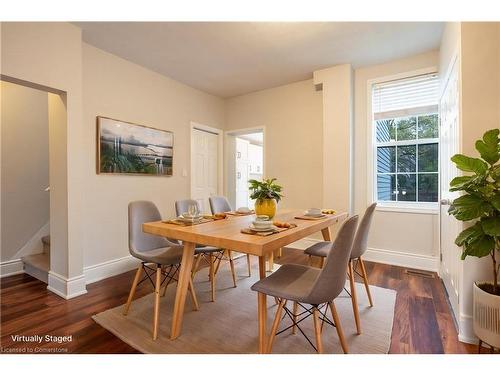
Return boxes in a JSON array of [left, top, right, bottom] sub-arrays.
[[313, 64, 354, 214]]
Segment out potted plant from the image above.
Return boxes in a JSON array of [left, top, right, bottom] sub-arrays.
[[248, 178, 283, 219], [448, 128, 500, 350]]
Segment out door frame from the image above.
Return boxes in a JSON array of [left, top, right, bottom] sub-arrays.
[[224, 126, 266, 207], [190, 122, 224, 200], [438, 52, 462, 320]]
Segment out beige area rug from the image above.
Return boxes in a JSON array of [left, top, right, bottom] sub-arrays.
[[93, 259, 396, 354]]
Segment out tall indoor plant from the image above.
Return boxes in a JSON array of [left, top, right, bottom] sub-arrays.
[[448, 128, 500, 349], [249, 178, 283, 218]]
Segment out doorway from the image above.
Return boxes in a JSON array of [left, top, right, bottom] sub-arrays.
[[225, 128, 265, 210], [190, 122, 223, 213]]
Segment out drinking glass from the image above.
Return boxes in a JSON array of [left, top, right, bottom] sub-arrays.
[[188, 203, 199, 218]]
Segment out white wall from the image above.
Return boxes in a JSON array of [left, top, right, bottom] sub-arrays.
[[225, 79, 323, 210], [81, 43, 225, 269], [353, 51, 440, 267], [1, 81, 49, 262]]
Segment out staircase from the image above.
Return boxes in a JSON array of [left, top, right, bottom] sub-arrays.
[[22, 235, 50, 283]]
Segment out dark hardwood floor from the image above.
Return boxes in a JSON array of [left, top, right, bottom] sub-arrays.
[[0, 249, 476, 354]]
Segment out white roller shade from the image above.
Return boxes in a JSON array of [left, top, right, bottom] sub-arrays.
[[372, 73, 439, 116]]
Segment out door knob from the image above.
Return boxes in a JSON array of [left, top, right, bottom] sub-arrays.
[[440, 198, 451, 205]]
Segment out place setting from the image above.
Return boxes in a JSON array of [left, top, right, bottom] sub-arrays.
[[226, 206, 255, 216], [163, 203, 228, 226], [295, 207, 337, 220], [241, 214, 297, 236]]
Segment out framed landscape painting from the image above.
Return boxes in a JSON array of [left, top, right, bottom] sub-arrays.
[[97, 116, 173, 176]]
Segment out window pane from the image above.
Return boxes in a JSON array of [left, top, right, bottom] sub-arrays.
[[418, 174, 438, 202], [377, 174, 396, 201], [418, 114, 438, 139], [377, 146, 396, 173], [397, 145, 416, 172], [396, 117, 417, 141], [397, 174, 416, 201], [418, 143, 438, 172], [376, 119, 396, 142]]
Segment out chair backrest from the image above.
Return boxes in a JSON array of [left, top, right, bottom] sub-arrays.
[[209, 196, 232, 214], [128, 201, 170, 256], [175, 199, 201, 217], [306, 215, 359, 305], [350, 203, 377, 259]]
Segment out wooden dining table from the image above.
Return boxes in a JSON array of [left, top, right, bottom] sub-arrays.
[[143, 208, 347, 353]]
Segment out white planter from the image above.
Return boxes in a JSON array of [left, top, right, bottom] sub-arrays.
[[473, 282, 500, 348]]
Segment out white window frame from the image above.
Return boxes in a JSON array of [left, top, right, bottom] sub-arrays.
[[367, 67, 439, 215]]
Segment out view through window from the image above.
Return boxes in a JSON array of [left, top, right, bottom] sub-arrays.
[[372, 73, 439, 205]]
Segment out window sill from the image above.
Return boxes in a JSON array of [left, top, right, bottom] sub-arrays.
[[375, 203, 439, 215]]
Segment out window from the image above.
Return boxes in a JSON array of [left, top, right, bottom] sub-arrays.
[[372, 73, 439, 207]]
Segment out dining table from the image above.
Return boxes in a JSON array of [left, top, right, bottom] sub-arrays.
[[142, 208, 347, 353]]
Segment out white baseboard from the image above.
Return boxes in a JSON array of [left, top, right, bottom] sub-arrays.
[[363, 247, 439, 272], [47, 271, 87, 299], [458, 314, 478, 344], [0, 259, 24, 278], [84, 255, 140, 285]]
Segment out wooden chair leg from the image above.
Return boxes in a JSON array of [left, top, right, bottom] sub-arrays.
[[228, 250, 237, 288], [246, 254, 252, 277], [267, 299, 286, 353], [214, 251, 224, 276], [312, 307, 324, 354], [123, 264, 142, 315], [209, 253, 216, 302], [152, 265, 161, 340], [188, 277, 199, 311], [161, 265, 175, 297], [278, 247, 283, 258], [319, 257, 325, 269], [292, 302, 298, 334], [191, 254, 202, 279], [358, 257, 373, 307], [308, 254, 312, 266], [348, 260, 361, 334], [329, 301, 348, 354]]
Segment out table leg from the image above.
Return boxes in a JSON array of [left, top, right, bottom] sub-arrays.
[[258, 255, 268, 353], [321, 227, 332, 241], [170, 241, 196, 340]]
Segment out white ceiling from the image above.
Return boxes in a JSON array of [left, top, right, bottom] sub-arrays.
[[75, 22, 444, 98]]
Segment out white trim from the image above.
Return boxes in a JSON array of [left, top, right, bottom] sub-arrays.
[[190, 122, 224, 199], [366, 66, 439, 210], [84, 255, 140, 284], [363, 247, 439, 272], [0, 259, 24, 278], [376, 202, 439, 215], [12, 221, 50, 259], [47, 271, 87, 299], [458, 314, 478, 344]]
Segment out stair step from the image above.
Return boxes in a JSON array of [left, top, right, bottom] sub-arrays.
[[23, 253, 49, 284], [41, 235, 50, 246]]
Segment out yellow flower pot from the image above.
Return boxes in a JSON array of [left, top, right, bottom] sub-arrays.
[[255, 198, 277, 218]]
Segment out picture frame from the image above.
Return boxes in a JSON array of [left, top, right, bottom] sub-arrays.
[[96, 116, 174, 176]]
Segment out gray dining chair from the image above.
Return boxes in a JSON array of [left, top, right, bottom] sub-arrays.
[[175, 199, 237, 301], [123, 200, 199, 340], [251, 215, 359, 354], [304, 203, 377, 334], [208, 196, 252, 277]]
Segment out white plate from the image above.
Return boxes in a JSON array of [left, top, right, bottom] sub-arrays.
[[303, 212, 325, 218], [249, 223, 277, 232]]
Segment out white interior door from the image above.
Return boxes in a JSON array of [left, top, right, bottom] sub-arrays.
[[439, 56, 461, 319], [192, 128, 219, 213]]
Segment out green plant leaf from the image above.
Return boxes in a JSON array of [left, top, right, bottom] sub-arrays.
[[449, 176, 474, 192], [462, 235, 495, 259], [475, 129, 500, 165], [449, 194, 493, 221], [481, 217, 500, 236], [455, 222, 484, 247], [451, 154, 488, 175], [491, 193, 500, 211]]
